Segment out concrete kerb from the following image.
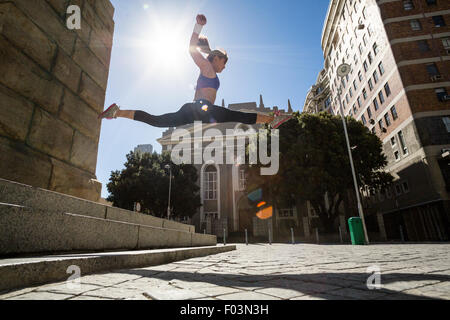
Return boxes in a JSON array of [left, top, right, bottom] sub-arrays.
[[0, 245, 237, 293], [0, 178, 196, 234], [0, 203, 216, 256]]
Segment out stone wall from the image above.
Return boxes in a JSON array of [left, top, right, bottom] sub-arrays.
[[0, 0, 114, 201]]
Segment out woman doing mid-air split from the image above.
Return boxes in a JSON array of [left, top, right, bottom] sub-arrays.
[[98, 14, 293, 129]]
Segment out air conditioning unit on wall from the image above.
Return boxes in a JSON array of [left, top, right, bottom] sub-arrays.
[[431, 75, 443, 81]]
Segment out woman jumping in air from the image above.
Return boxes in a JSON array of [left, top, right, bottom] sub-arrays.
[[98, 14, 292, 129]]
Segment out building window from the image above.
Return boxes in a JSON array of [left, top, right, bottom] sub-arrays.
[[402, 181, 410, 193], [384, 82, 391, 97], [357, 97, 362, 108], [353, 80, 357, 90], [349, 87, 353, 97], [204, 166, 217, 200], [363, 60, 369, 72], [398, 130, 408, 155], [358, 71, 363, 82], [371, 127, 376, 134], [204, 212, 218, 220], [379, 91, 385, 104], [391, 136, 397, 147], [345, 94, 349, 104], [239, 168, 246, 190], [373, 97, 379, 111], [279, 208, 295, 218], [361, 115, 367, 125], [353, 104, 358, 114], [385, 187, 393, 199], [418, 40, 430, 52], [432, 16, 446, 28], [368, 52, 373, 64], [362, 7, 367, 19], [368, 25, 373, 37], [378, 119, 384, 130], [394, 151, 400, 161], [378, 62, 385, 76], [426, 63, 439, 76], [384, 113, 391, 126], [403, 0, 414, 10], [359, 43, 363, 55], [363, 34, 368, 46], [442, 38, 450, 49], [391, 105, 398, 120], [368, 79, 374, 91], [373, 42, 379, 55], [354, 53, 358, 65], [410, 19, 422, 31], [443, 117, 450, 132], [373, 70, 379, 83], [367, 106, 372, 118], [363, 88, 368, 100], [395, 184, 402, 195]]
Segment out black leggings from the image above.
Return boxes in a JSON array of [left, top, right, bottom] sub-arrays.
[[133, 100, 258, 128]]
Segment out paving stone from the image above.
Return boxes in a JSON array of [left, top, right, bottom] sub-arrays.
[[82, 287, 144, 299], [193, 286, 242, 297], [35, 283, 103, 295], [145, 287, 207, 300], [6, 291, 73, 300], [327, 287, 389, 300], [215, 291, 281, 300], [254, 287, 307, 299], [4, 243, 450, 300], [68, 295, 115, 300]]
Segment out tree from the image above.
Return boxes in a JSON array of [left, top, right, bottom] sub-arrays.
[[106, 151, 202, 219], [247, 112, 393, 233]]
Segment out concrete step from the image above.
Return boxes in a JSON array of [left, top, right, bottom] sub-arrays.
[[0, 202, 216, 256], [0, 178, 195, 233], [0, 245, 236, 292]]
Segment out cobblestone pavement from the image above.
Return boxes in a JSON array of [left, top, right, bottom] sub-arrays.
[[1, 243, 449, 300]]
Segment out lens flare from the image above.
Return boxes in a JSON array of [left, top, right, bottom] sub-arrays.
[[247, 188, 262, 202], [257, 201, 266, 208], [256, 206, 273, 220]]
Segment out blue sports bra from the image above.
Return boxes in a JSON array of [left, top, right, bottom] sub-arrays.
[[197, 73, 220, 90]]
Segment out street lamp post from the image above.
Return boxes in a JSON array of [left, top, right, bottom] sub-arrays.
[[165, 164, 172, 220], [336, 63, 370, 245]]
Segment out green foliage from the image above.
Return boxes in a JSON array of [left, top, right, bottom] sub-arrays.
[[247, 111, 393, 232], [106, 151, 202, 219]]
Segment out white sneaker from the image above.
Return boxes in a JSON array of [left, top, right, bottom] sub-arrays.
[[98, 103, 120, 120], [270, 112, 293, 129]]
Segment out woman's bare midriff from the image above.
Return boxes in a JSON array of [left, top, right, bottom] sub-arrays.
[[194, 87, 217, 105]]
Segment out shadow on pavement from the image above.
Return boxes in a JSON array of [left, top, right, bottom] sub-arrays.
[[116, 268, 449, 300]]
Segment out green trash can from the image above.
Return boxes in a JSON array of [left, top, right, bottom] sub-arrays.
[[348, 217, 365, 245]]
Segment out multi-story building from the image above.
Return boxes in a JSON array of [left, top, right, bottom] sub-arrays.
[[134, 144, 153, 155], [157, 97, 296, 238], [303, 69, 333, 114], [320, 0, 449, 241]]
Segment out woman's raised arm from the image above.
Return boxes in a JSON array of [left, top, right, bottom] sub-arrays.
[[189, 14, 210, 70]]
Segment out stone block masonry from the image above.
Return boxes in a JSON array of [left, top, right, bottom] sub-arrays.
[[0, 0, 115, 201]]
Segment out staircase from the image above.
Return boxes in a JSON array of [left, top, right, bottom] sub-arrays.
[[0, 178, 217, 256]]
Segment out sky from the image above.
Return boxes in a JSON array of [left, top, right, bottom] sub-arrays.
[[98, 0, 331, 198]]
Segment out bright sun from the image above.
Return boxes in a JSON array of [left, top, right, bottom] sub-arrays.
[[134, 13, 190, 74]]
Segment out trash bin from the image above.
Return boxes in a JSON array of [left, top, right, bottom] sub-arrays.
[[348, 217, 365, 245]]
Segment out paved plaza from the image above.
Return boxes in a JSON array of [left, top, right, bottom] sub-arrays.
[[1, 243, 449, 300]]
